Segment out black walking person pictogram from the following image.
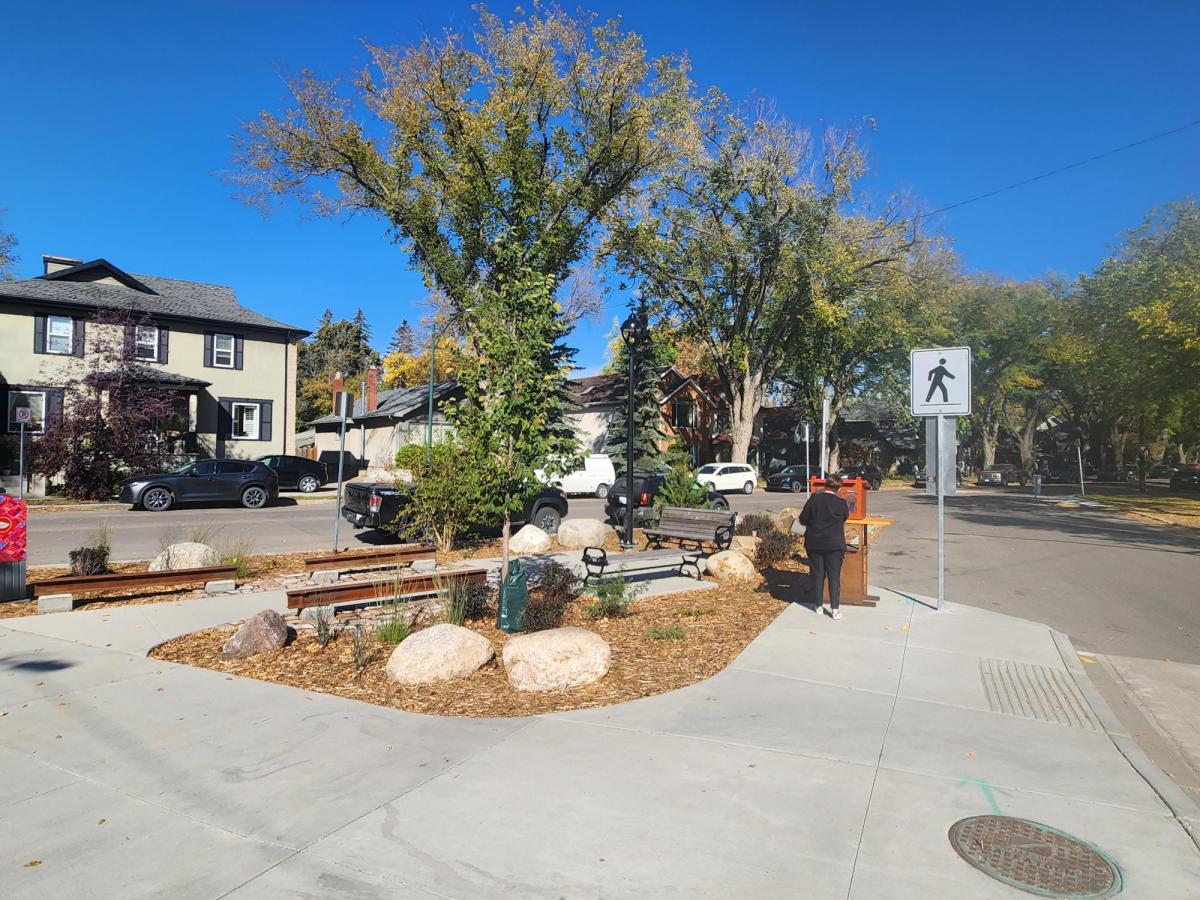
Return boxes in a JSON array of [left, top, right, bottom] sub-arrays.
[[925, 358, 955, 403]]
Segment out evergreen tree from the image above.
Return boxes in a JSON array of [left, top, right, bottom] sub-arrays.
[[296, 311, 381, 422], [605, 307, 671, 476], [388, 320, 416, 355]]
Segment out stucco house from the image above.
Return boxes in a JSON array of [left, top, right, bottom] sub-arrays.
[[0, 254, 306, 494]]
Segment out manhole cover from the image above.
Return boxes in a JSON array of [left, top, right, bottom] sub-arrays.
[[948, 815, 1122, 897]]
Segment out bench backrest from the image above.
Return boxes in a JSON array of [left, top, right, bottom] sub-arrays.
[[655, 506, 735, 537]]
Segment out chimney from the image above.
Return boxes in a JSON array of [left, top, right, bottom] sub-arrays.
[[43, 254, 82, 275], [366, 365, 380, 413], [331, 371, 345, 414]]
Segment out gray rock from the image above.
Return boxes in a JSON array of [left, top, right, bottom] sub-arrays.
[[509, 524, 552, 554], [502, 627, 611, 692], [148, 542, 220, 572], [555, 518, 611, 550], [312, 570, 340, 584], [37, 593, 75, 614], [706, 550, 756, 582], [385, 624, 494, 684], [410, 558, 437, 574], [221, 609, 291, 659], [205, 579, 236, 593]]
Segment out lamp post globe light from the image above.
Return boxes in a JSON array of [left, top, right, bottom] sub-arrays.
[[619, 302, 649, 550]]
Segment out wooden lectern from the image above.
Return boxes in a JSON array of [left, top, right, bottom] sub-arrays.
[[809, 516, 892, 607]]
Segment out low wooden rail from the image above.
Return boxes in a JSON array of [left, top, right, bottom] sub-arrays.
[[302, 544, 435, 575], [32, 565, 239, 598], [286, 566, 489, 611]]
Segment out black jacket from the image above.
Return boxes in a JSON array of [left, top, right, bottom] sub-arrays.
[[799, 490, 849, 551]]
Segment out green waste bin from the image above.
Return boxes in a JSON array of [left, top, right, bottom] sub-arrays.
[[497, 559, 528, 633]]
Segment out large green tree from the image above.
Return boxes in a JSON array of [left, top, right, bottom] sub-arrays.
[[0, 208, 17, 280], [603, 305, 672, 476], [296, 308, 380, 422]]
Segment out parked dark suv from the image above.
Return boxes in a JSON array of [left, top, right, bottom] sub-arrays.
[[256, 455, 329, 493], [342, 482, 569, 537], [605, 472, 728, 527], [118, 460, 279, 511], [1170, 465, 1200, 493], [839, 464, 883, 491], [765, 465, 810, 493]]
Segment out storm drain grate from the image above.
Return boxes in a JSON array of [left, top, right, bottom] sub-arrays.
[[949, 815, 1122, 897], [980, 658, 1101, 730]]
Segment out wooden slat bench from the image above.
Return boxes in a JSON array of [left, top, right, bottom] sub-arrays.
[[33, 565, 239, 598], [302, 544, 435, 576], [286, 566, 489, 612], [585, 507, 736, 580]]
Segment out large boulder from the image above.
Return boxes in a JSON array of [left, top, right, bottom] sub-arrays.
[[221, 609, 291, 659], [149, 541, 220, 572], [385, 624, 494, 685], [706, 550, 756, 582], [775, 507, 803, 534], [503, 627, 611, 692], [555, 518, 610, 550], [730, 535, 760, 556], [509, 524, 552, 554]]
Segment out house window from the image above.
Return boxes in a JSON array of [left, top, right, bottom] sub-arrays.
[[212, 333, 235, 368], [232, 402, 260, 440], [671, 400, 696, 428], [135, 325, 159, 361], [46, 316, 74, 355], [7, 390, 46, 433]]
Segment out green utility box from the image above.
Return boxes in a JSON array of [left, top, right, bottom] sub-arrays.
[[497, 559, 529, 633]]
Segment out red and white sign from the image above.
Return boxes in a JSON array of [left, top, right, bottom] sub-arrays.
[[0, 497, 28, 563], [14, 406, 32, 423]]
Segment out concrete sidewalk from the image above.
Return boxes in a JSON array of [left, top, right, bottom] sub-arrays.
[[2, 586, 1198, 898]]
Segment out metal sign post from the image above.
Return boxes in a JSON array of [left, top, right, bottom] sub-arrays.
[[331, 392, 351, 553], [1077, 441, 1086, 497], [912, 347, 972, 613], [15, 406, 31, 501], [819, 387, 831, 477], [803, 422, 811, 493]]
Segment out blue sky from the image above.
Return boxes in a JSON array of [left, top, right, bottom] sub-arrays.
[[2, 0, 1197, 374]]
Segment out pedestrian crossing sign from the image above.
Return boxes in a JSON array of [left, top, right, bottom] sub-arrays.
[[911, 346, 972, 417]]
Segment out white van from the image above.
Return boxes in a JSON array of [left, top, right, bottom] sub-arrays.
[[545, 454, 617, 498]]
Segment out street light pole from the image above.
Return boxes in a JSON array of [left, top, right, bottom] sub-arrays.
[[619, 304, 648, 550]]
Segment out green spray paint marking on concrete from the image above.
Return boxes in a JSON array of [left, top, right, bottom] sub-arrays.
[[959, 776, 1008, 814]]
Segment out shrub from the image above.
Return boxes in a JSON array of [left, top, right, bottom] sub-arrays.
[[93, 520, 113, 552], [436, 574, 491, 625], [649, 624, 685, 641], [350, 625, 370, 672], [524, 594, 567, 631], [533, 560, 581, 605], [68, 546, 110, 576], [375, 607, 412, 644], [188, 523, 222, 547], [655, 464, 709, 513], [754, 529, 798, 568], [735, 513, 776, 536], [391, 440, 484, 552], [220, 537, 255, 580], [586, 573, 641, 619], [310, 606, 336, 646]]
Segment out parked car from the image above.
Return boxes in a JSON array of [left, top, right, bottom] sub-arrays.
[[976, 465, 1028, 487], [839, 464, 883, 491], [1150, 464, 1177, 479], [695, 463, 758, 494], [605, 471, 729, 527], [1099, 465, 1139, 483], [256, 454, 329, 493], [765, 465, 810, 493], [118, 459, 279, 511], [912, 468, 960, 489], [342, 482, 569, 537], [538, 453, 617, 498], [1042, 465, 1079, 484], [1169, 465, 1200, 493]]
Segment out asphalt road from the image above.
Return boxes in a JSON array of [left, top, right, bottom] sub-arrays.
[[22, 485, 1200, 664]]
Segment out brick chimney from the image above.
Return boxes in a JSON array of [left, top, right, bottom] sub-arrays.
[[331, 371, 345, 414], [366, 365, 380, 413]]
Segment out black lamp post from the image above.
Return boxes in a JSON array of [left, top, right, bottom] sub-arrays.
[[619, 304, 649, 550]]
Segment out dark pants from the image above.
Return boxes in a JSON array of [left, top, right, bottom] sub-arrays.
[[807, 549, 845, 609]]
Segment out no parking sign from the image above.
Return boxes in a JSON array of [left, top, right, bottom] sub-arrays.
[[0, 496, 28, 563]]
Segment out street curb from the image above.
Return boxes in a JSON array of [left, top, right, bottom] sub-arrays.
[[1050, 628, 1200, 847]]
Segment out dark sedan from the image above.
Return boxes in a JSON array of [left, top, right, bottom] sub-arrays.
[[1170, 465, 1200, 493], [256, 454, 329, 493], [765, 466, 810, 493], [839, 464, 883, 490], [118, 460, 279, 511], [977, 465, 1027, 487]]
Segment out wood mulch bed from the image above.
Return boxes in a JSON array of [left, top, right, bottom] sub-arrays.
[[150, 575, 790, 718]]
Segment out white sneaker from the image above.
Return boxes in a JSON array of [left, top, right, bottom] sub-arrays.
[[813, 603, 825, 616], [830, 609, 843, 620]]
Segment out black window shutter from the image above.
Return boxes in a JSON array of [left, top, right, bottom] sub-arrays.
[[0, 386, 8, 432], [260, 400, 273, 442], [158, 326, 169, 364], [33, 315, 46, 354], [46, 389, 65, 428], [234, 336, 244, 370], [203, 333, 213, 368], [72, 318, 85, 356], [217, 398, 233, 439]]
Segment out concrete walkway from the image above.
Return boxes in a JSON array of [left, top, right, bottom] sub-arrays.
[[2, 585, 1199, 898]]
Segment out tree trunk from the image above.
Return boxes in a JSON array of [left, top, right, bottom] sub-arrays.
[[980, 419, 999, 470], [1017, 421, 1037, 473], [1111, 426, 1127, 467], [727, 371, 762, 465], [826, 412, 842, 474], [1179, 442, 1188, 465], [501, 511, 511, 579]]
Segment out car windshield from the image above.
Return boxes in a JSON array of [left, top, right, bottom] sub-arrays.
[[697, 465, 719, 474], [777, 467, 802, 475]]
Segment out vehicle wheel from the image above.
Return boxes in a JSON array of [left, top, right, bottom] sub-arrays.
[[873, 479, 882, 491], [141, 487, 173, 512], [708, 496, 729, 511], [595, 483, 609, 499], [704, 481, 717, 492], [743, 481, 754, 495], [790, 481, 804, 493], [535, 507, 562, 534], [298, 474, 320, 493], [241, 486, 270, 509]]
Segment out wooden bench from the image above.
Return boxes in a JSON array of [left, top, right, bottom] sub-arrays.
[[286, 566, 489, 612], [33, 565, 239, 598], [585, 507, 736, 580], [302, 544, 435, 576]]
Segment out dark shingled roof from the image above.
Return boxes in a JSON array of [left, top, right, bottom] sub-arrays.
[[309, 380, 462, 426], [0, 259, 308, 334]]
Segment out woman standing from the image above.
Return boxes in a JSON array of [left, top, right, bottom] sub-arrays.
[[798, 473, 850, 619]]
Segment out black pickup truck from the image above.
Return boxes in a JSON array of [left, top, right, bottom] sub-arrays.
[[341, 481, 569, 537], [604, 471, 728, 527]]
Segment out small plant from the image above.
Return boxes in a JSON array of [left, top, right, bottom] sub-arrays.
[[436, 574, 477, 626], [655, 463, 710, 513], [735, 513, 776, 536], [68, 545, 110, 576], [649, 624, 685, 641], [93, 520, 113, 552], [188, 522, 222, 547], [524, 594, 566, 631], [310, 606, 336, 647], [375, 605, 412, 643], [533, 560, 581, 605], [350, 625, 370, 672], [462, 582, 493, 621], [679, 606, 716, 618], [585, 573, 641, 619], [754, 529, 798, 568], [220, 537, 255, 580]]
